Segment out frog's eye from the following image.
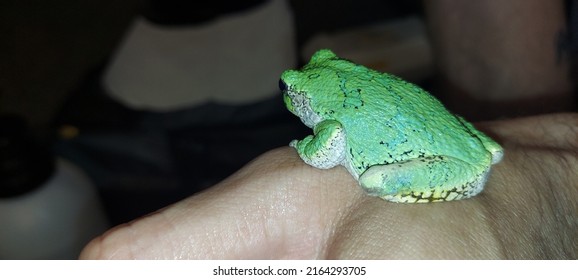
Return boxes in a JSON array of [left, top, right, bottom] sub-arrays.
[[279, 79, 288, 91]]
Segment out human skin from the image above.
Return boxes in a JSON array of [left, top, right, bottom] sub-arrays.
[[424, 0, 576, 119], [80, 113, 578, 259]]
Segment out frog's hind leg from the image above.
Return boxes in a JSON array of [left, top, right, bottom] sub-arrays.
[[359, 156, 491, 203]]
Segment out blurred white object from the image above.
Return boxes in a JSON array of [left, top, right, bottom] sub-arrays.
[[0, 158, 109, 259], [103, 0, 296, 110]]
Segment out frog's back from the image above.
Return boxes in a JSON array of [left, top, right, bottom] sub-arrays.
[[334, 70, 492, 170]]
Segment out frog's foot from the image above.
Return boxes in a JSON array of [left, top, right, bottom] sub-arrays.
[[291, 119, 346, 169], [359, 156, 492, 203]]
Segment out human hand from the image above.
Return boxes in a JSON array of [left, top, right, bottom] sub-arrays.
[[80, 114, 578, 259]]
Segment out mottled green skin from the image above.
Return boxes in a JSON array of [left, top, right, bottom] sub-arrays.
[[280, 49, 503, 203]]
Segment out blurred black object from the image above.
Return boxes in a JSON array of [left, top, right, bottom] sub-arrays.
[[143, 0, 268, 25], [0, 114, 55, 198]]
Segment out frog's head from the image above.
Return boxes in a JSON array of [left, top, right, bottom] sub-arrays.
[[279, 49, 345, 128]]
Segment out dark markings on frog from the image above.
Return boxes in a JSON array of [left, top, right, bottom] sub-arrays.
[[400, 150, 413, 157], [308, 73, 320, 79], [342, 88, 364, 109], [400, 186, 463, 202]]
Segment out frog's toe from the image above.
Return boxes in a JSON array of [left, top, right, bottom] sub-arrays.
[[490, 149, 504, 164]]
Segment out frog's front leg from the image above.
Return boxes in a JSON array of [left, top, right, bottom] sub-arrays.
[[290, 119, 346, 169], [359, 155, 492, 203]]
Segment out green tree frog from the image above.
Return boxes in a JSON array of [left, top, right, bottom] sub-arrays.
[[280, 49, 503, 203]]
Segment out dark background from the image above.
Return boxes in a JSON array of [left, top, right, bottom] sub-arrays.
[[0, 0, 422, 225]]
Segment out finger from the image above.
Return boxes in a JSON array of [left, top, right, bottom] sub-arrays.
[[80, 147, 364, 259]]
